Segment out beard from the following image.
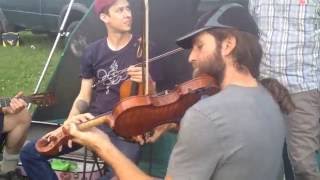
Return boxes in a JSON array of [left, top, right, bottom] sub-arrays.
[[192, 49, 225, 85]]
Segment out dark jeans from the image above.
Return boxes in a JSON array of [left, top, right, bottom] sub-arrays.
[[20, 129, 140, 180], [284, 142, 294, 180]]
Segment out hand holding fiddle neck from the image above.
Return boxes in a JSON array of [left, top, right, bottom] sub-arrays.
[[2, 92, 27, 115]]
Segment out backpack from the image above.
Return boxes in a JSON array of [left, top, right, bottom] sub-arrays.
[[2, 32, 20, 47]]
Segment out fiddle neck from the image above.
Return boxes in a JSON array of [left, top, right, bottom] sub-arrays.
[[0, 97, 12, 108], [77, 113, 113, 131], [0, 96, 31, 108]]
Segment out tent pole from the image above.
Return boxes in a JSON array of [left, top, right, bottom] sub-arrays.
[[29, 0, 75, 109]]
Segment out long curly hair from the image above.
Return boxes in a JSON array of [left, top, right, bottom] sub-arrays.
[[260, 78, 295, 114]]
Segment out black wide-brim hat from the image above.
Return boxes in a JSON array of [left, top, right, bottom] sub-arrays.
[[176, 3, 259, 49]]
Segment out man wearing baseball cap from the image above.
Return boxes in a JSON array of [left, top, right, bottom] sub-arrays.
[[20, 0, 161, 179], [66, 3, 286, 180]]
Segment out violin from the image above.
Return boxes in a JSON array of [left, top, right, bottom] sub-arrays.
[[35, 74, 219, 156]]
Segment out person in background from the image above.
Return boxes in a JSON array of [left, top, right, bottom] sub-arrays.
[[249, 0, 320, 179]]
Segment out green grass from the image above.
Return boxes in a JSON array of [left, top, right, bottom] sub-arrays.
[[0, 31, 62, 97]]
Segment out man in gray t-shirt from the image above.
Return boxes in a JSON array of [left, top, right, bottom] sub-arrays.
[[167, 85, 285, 180], [64, 3, 286, 180]]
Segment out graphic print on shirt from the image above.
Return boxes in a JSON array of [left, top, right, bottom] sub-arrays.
[[96, 60, 128, 95]]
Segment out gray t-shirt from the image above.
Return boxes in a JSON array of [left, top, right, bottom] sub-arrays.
[[167, 85, 285, 180]]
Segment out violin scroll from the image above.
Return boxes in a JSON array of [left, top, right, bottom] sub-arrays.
[[35, 127, 71, 156]]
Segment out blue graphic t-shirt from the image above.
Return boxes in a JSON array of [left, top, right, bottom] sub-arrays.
[[80, 35, 162, 116]]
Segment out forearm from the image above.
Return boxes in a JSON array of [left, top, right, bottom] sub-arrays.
[[67, 98, 90, 119], [95, 141, 152, 180], [67, 78, 93, 119]]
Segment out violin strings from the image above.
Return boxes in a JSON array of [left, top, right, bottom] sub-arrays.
[[92, 47, 184, 87]]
